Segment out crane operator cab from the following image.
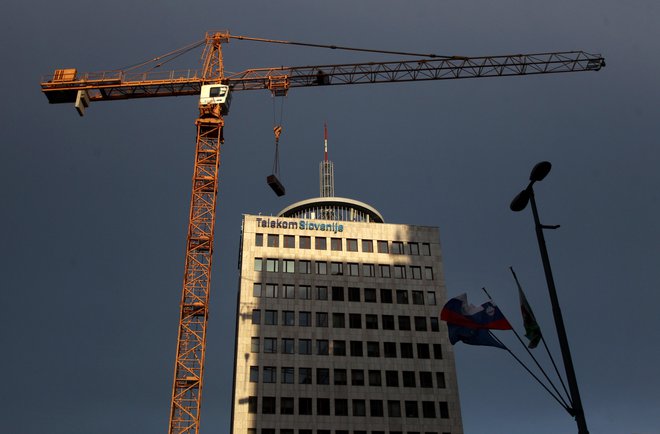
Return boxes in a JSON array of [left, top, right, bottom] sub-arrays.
[[199, 84, 231, 115]]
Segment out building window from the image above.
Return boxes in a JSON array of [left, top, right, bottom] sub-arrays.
[[315, 261, 327, 275], [396, 290, 409, 304], [398, 315, 411, 330], [331, 238, 342, 251], [420, 371, 433, 388], [414, 316, 427, 331], [299, 367, 312, 384], [387, 400, 401, 417], [317, 398, 330, 415], [400, 343, 413, 358], [316, 312, 328, 327], [282, 338, 295, 354], [422, 243, 431, 256], [255, 233, 263, 247], [405, 401, 419, 418], [350, 340, 363, 357], [368, 370, 381, 386], [249, 366, 259, 383], [347, 238, 358, 252], [330, 262, 343, 275], [439, 401, 449, 419], [408, 242, 420, 255], [267, 234, 279, 248], [316, 286, 328, 300], [424, 266, 434, 280], [266, 259, 279, 273], [254, 258, 263, 272], [427, 291, 437, 306], [430, 317, 440, 332], [436, 372, 446, 388], [299, 235, 311, 249], [248, 396, 258, 413], [348, 287, 360, 301], [351, 369, 365, 386], [253, 283, 262, 298], [365, 314, 378, 329], [283, 259, 295, 274], [410, 266, 422, 280], [317, 369, 330, 385], [417, 343, 430, 359], [382, 315, 395, 330], [283, 311, 295, 326], [281, 367, 294, 384], [412, 291, 425, 305], [362, 239, 373, 252], [299, 339, 312, 355], [332, 286, 344, 301], [349, 313, 362, 329], [251, 309, 261, 325], [433, 344, 443, 359], [251, 337, 260, 353], [317, 339, 329, 355], [299, 398, 313, 415], [335, 399, 348, 416], [298, 260, 311, 274], [334, 369, 347, 385], [379, 264, 391, 278], [264, 310, 277, 325], [333, 340, 346, 356], [383, 342, 397, 358], [347, 263, 359, 276], [332, 312, 345, 328], [422, 401, 436, 418], [263, 397, 276, 414], [281, 397, 294, 414], [367, 341, 380, 357], [265, 284, 278, 298], [282, 284, 295, 299], [364, 288, 377, 302], [363, 264, 375, 277], [391, 241, 404, 254], [385, 371, 398, 387], [263, 366, 277, 383], [380, 288, 393, 303], [315, 237, 327, 250], [377, 240, 389, 253], [370, 400, 384, 417], [282, 235, 294, 248], [352, 399, 366, 416], [403, 371, 416, 387], [298, 285, 311, 299], [394, 265, 406, 279], [299, 311, 311, 327]]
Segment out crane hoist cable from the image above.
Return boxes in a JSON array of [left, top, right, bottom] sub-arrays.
[[267, 94, 286, 196]]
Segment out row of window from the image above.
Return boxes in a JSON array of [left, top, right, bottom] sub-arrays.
[[247, 397, 450, 419], [255, 258, 434, 280], [252, 310, 440, 332], [255, 234, 432, 256], [250, 338, 443, 359], [253, 285, 438, 305], [249, 430, 451, 434], [250, 366, 446, 389]]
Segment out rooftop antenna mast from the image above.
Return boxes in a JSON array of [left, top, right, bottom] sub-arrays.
[[320, 122, 335, 197]]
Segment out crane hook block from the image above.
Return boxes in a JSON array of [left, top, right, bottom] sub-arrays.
[[273, 125, 283, 142], [267, 174, 286, 197]]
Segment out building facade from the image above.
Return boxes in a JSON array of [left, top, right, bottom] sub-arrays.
[[230, 197, 463, 434]]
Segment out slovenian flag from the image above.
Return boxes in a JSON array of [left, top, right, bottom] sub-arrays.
[[441, 293, 513, 330]]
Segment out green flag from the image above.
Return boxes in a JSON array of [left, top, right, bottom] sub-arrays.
[[510, 267, 542, 349]]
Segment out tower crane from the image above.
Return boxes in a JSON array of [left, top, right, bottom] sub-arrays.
[[40, 31, 605, 434]]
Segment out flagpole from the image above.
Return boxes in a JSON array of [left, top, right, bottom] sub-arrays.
[[481, 287, 571, 410], [510, 162, 589, 434]]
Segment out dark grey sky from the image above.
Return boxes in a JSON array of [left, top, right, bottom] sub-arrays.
[[2, 1, 659, 433]]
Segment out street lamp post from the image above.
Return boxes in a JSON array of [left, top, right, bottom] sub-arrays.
[[510, 161, 589, 434]]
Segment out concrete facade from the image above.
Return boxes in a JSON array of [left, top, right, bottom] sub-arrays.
[[231, 213, 463, 434]]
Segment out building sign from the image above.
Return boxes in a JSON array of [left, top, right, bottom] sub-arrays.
[[256, 217, 344, 234]]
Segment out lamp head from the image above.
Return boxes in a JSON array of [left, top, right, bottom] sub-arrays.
[[530, 161, 552, 182], [510, 189, 530, 212]]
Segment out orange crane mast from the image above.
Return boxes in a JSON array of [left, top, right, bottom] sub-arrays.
[[40, 31, 605, 434]]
